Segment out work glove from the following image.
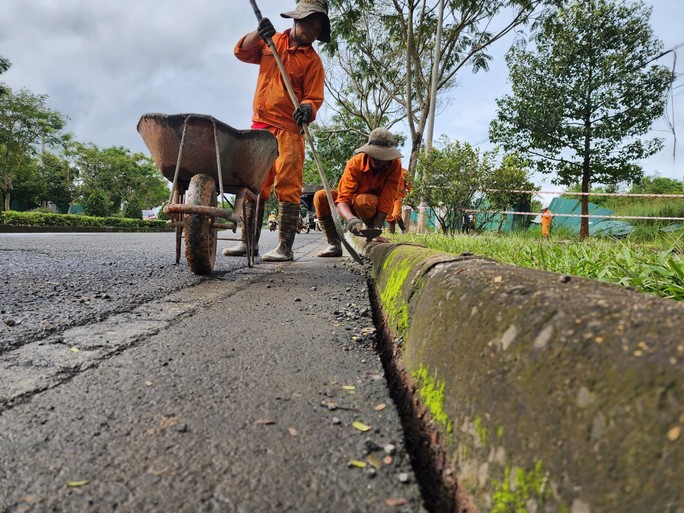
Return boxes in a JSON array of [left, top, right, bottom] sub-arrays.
[[346, 216, 363, 234], [293, 104, 312, 126], [258, 17, 276, 41]]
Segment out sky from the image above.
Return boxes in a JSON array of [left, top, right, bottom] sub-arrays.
[[1, 0, 683, 196]]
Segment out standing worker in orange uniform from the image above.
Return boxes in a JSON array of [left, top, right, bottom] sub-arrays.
[[386, 167, 411, 234], [541, 207, 553, 239], [313, 128, 403, 257], [223, 0, 329, 262]]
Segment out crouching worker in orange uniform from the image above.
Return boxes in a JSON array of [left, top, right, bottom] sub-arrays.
[[541, 207, 553, 239], [313, 128, 403, 257], [386, 167, 411, 234], [223, 0, 329, 262]]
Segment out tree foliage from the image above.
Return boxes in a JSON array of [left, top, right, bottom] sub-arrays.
[[0, 56, 10, 97], [12, 151, 77, 210], [71, 143, 169, 216], [413, 137, 493, 235], [326, 0, 560, 179], [0, 88, 68, 210], [489, 0, 674, 238], [413, 138, 536, 234], [483, 153, 537, 230]]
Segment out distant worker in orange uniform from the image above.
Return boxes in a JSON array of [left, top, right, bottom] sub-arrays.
[[541, 207, 553, 239], [386, 167, 411, 234], [313, 128, 403, 257], [223, 0, 329, 262]]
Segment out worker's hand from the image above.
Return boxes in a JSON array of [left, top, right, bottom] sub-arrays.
[[258, 17, 276, 41], [293, 104, 312, 126], [346, 216, 363, 234]]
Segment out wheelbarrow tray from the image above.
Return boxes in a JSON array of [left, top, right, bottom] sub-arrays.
[[137, 113, 277, 195]]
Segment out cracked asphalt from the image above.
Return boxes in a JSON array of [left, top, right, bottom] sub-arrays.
[[0, 231, 427, 512]]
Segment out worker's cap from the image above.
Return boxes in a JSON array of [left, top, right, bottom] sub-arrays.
[[354, 128, 403, 161], [281, 0, 331, 43]]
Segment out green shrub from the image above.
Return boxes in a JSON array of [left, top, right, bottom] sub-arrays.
[[123, 198, 144, 220], [83, 190, 113, 217], [0, 211, 169, 231]]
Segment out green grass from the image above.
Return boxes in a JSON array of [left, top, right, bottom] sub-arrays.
[[394, 229, 684, 301]]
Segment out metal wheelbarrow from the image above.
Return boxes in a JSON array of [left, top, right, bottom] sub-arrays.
[[137, 113, 278, 274]]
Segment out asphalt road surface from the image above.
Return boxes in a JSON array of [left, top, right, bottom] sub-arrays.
[[0, 231, 428, 512]]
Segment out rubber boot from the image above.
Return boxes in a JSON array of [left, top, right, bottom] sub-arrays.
[[261, 202, 299, 262], [222, 201, 263, 256], [316, 216, 342, 257], [396, 217, 406, 234], [387, 221, 396, 234]]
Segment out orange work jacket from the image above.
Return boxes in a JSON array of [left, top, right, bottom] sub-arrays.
[[336, 153, 403, 215], [234, 30, 324, 134]]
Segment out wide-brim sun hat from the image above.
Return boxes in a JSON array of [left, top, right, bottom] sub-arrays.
[[281, 0, 331, 43], [354, 128, 403, 161]]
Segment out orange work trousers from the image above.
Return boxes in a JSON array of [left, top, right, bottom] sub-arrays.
[[257, 127, 305, 205], [313, 190, 379, 224], [385, 198, 403, 222]]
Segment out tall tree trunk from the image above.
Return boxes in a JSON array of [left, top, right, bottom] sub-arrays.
[[580, 114, 592, 240], [580, 160, 590, 240]]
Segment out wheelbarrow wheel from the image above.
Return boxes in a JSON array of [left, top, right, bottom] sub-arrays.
[[184, 174, 217, 275]]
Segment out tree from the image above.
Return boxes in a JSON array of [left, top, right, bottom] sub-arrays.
[[0, 56, 10, 97], [484, 153, 537, 231], [72, 143, 169, 216], [0, 88, 68, 210], [489, 0, 674, 239], [413, 137, 495, 235], [327, 0, 560, 179], [11, 150, 77, 211], [631, 175, 684, 196]]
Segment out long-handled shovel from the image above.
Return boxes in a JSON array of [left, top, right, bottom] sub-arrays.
[[248, 0, 364, 265]]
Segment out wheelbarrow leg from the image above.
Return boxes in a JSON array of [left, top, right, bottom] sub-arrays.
[[173, 188, 182, 264]]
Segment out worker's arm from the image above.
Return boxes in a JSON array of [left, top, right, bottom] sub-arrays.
[[337, 202, 362, 233]]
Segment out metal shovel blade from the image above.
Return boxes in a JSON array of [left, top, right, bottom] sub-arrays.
[[356, 228, 383, 241]]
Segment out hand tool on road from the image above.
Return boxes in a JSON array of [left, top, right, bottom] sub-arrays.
[[356, 228, 382, 242], [248, 0, 364, 265]]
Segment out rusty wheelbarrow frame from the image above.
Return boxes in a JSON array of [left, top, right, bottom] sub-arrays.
[[137, 113, 278, 274]]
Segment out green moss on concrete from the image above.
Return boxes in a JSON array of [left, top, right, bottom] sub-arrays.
[[411, 364, 453, 433], [492, 461, 552, 513], [378, 249, 424, 336], [474, 416, 488, 446]]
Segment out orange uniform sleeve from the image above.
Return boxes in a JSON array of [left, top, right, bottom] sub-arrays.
[[234, 30, 324, 133]]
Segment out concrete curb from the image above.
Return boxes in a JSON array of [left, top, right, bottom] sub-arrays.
[[351, 236, 684, 513]]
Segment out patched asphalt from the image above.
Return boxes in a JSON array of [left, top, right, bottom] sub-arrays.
[[0, 231, 428, 512]]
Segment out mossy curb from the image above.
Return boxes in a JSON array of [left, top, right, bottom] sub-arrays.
[[368, 241, 684, 513]]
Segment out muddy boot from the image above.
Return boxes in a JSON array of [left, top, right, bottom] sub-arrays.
[[222, 201, 264, 256], [261, 202, 299, 262], [396, 217, 406, 234], [316, 216, 342, 257], [387, 221, 396, 234]]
